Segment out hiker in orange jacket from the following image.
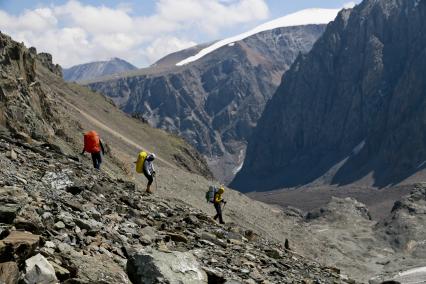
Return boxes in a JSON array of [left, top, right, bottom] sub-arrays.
[[81, 131, 105, 169]]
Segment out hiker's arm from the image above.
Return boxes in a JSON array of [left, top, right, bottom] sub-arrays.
[[100, 140, 105, 155], [81, 149, 85, 155], [143, 160, 150, 175]]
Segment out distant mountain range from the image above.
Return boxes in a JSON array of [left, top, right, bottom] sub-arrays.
[[232, 0, 426, 192], [85, 9, 340, 183], [63, 57, 137, 82]]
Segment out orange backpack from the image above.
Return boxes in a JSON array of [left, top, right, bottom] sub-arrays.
[[84, 131, 101, 153]]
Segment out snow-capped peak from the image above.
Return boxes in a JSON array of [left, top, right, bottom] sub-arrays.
[[176, 8, 342, 66]]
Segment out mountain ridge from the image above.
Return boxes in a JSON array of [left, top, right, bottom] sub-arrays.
[[176, 8, 344, 66], [63, 57, 137, 82]]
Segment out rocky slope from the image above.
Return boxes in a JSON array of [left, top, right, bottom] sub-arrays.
[[232, 0, 426, 192], [87, 25, 326, 184], [63, 58, 137, 82], [2, 32, 212, 180], [0, 135, 349, 283]]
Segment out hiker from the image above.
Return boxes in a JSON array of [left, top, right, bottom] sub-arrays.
[[81, 131, 105, 170], [207, 185, 226, 224], [135, 151, 156, 193], [143, 153, 156, 193]]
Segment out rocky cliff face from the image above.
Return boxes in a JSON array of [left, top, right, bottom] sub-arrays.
[[0, 33, 63, 141], [88, 25, 326, 183], [232, 0, 426, 192], [63, 57, 137, 82]]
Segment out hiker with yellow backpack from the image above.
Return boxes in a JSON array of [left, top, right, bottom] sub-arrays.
[[136, 151, 156, 193], [206, 185, 226, 224]]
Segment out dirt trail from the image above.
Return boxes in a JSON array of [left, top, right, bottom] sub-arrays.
[[62, 98, 177, 169]]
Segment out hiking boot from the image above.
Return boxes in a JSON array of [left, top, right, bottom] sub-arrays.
[[145, 184, 153, 194]]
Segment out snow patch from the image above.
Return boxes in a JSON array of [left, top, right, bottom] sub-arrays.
[[352, 140, 366, 155], [233, 149, 246, 174], [233, 161, 244, 174], [176, 8, 341, 66], [228, 42, 235, 47]]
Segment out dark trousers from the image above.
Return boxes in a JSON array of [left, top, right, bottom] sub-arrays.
[[143, 170, 153, 185], [214, 203, 224, 224], [91, 152, 102, 169]]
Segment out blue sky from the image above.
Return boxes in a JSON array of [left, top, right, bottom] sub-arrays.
[[0, 0, 360, 67]]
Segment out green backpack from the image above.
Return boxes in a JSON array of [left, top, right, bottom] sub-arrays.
[[205, 186, 217, 203]]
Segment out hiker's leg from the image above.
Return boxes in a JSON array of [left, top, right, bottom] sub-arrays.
[[92, 152, 101, 169], [91, 153, 97, 169], [97, 152, 102, 169], [144, 172, 153, 192], [215, 203, 224, 224], [218, 207, 224, 224], [214, 203, 222, 222]]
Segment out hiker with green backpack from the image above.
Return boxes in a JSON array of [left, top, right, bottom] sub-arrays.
[[135, 151, 156, 193], [206, 185, 227, 224]]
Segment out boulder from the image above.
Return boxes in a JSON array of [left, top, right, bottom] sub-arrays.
[[6, 149, 17, 160], [0, 203, 19, 224], [168, 233, 189, 243], [0, 231, 40, 262], [266, 248, 282, 259], [139, 226, 157, 244], [127, 249, 208, 284], [0, 261, 19, 284], [60, 253, 130, 284], [23, 253, 58, 284]]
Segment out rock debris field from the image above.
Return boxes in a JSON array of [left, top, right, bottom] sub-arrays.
[[0, 135, 353, 283]]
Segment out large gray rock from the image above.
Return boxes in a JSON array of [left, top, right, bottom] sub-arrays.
[[127, 249, 208, 284], [23, 253, 58, 284], [233, 0, 426, 191]]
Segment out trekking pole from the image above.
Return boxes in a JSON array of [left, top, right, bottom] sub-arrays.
[[222, 201, 227, 211], [155, 176, 158, 192]]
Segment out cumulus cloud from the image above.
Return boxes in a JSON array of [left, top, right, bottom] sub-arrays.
[[343, 2, 357, 9], [0, 0, 269, 67], [144, 37, 197, 64]]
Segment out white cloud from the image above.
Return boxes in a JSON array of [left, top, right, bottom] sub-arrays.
[[144, 37, 197, 64], [0, 0, 269, 68], [343, 2, 357, 9]]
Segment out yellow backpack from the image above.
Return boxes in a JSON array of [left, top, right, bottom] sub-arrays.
[[135, 151, 148, 173]]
